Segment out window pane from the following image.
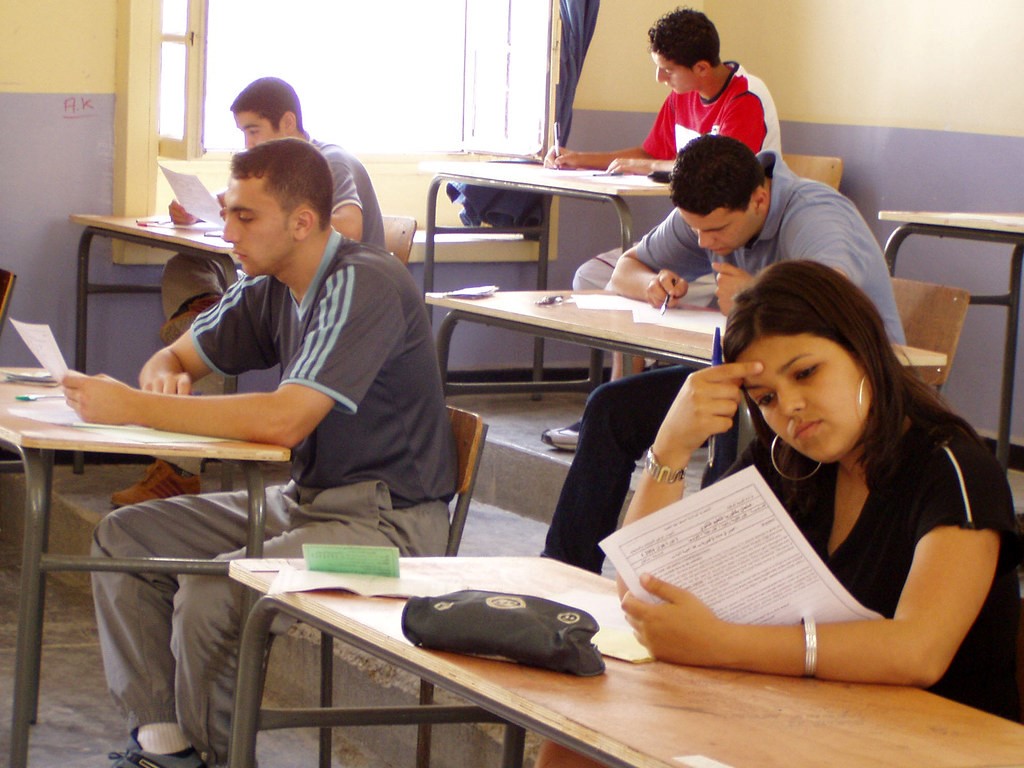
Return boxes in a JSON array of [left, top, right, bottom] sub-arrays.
[[162, 0, 189, 37], [201, 0, 549, 155], [160, 41, 187, 140], [204, 0, 468, 153], [464, 0, 549, 155]]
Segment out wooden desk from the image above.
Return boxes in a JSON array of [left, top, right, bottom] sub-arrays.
[[228, 557, 1024, 768], [420, 162, 670, 295], [426, 290, 947, 397], [880, 211, 1024, 470], [69, 214, 233, 375], [2, 379, 290, 768]]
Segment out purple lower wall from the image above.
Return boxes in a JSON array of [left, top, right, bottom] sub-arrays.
[[5, 94, 1023, 442]]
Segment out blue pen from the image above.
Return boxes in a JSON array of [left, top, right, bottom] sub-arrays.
[[707, 326, 723, 467]]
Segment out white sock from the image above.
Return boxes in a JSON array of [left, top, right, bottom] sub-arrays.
[[137, 722, 191, 755]]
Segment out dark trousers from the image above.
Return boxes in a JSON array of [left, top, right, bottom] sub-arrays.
[[543, 365, 738, 573]]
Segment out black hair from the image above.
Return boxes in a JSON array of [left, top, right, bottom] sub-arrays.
[[670, 135, 765, 214], [230, 77, 304, 134], [230, 138, 331, 229], [648, 7, 721, 68]]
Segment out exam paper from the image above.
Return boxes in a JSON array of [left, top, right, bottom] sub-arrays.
[[9, 401, 226, 443], [632, 305, 725, 335], [601, 466, 880, 625], [160, 165, 224, 224], [570, 293, 643, 311], [11, 319, 69, 381]]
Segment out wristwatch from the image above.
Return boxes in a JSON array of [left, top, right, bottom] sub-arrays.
[[644, 447, 686, 484]]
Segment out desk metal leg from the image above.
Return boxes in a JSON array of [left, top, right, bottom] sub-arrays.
[[229, 597, 279, 768], [500, 724, 526, 768], [241, 462, 266, 559], [73, 230, 96, 475], [885, 225, 1024, 471], [9, 448, 55, 768]]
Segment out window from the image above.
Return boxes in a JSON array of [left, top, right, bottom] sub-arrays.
[[160, 0, 555, 158]]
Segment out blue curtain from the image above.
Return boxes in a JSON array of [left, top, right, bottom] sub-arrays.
[[449, 0, 600, 227]]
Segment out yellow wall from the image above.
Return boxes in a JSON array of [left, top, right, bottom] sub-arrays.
[[575, 0, 1024, 140], [573, 0, 690, 112], [714, 0, 1023, 138], [1, 0, 116, 92]]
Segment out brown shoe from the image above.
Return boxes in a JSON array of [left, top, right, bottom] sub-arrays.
[[159, 294, 222, 346], [111, 459, 201, 507]]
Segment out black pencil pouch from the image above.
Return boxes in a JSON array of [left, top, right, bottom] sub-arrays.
[[401, 589, 605, 676]]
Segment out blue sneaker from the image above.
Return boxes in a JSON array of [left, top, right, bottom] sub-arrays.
[[108, 734, 206, 768]]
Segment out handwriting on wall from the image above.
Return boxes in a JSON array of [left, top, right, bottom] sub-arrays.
[[63, 96, 95, 119]]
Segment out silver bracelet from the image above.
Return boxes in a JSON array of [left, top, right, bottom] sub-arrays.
[[802, 617, 818, 677]]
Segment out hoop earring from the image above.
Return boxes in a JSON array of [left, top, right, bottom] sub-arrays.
[[857, 375, 867, 418], [771, 434, 822, 481]]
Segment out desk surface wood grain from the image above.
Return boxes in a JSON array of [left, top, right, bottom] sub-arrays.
[[232, 557, 1024, 768]]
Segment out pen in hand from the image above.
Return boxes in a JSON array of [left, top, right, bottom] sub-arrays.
[[659, 277, 678, 316], [553, 122, 561, 158], [707, 326, 723, 467]]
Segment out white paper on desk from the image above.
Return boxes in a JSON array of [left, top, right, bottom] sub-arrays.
[[267, 562, 473, 597], [10, 401, 79, 424], [601, 466, 880, 625], [632, 305, 725, 335], [71, 423, 226, 444], [570, 293, 644, 311], [160, 165, 224, 224], [11, 319, 70, 381], [9, 401, 226, 443]]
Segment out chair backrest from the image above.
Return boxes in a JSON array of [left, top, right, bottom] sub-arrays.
[[1018, 596, 1024, 723], [0, 269, 16, 336], [782, 154, 844, 190], [444, 405, 487, 556], [382, 215, 417, 265], [891, 276, 970, 388]]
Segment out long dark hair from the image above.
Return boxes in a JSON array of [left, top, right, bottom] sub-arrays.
[[723, 261, 979, 498]]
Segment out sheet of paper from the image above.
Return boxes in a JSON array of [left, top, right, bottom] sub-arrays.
[[600, 466, 880, 625], [11, 319, 69, 380], [570, 293, 644, 311], [632, 305, 725, 335], [159, 165, 224, 224], [267, 562, 473, 597], [9, 401, 226, 443]]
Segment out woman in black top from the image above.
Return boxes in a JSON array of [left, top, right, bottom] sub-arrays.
[[538, 260, 1020, 768]]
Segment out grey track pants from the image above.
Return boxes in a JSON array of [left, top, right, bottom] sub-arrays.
[[91, 480, 449, 766]]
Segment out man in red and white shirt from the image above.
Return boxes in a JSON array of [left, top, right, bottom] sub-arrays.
[[545, 8, 780, 175], [541, 8, 781, 451]]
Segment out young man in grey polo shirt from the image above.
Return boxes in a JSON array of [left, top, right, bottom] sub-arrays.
[[543, 134, 903, 575], [64, 138, 454, 768]]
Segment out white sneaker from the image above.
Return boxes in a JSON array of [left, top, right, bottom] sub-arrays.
[[540, 422, 580, 451]]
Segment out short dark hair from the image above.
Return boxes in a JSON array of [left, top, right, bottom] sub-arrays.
[[230, 138, 332, 229], [230, 77, 304, 134], [723, 260, 979, 505], [648, 7, 721, 68], [670, 135, 765, 214]]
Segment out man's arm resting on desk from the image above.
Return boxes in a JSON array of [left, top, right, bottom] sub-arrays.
[[546, 145, 659, 173], [608, 249, 690, 308], [63, 337, 333, 446]]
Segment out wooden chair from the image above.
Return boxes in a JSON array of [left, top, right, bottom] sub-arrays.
[[891, 276, 970, 388], [0, 268, 15, 332], [782, 153, 844, 190], [383, 215, 418, 265], [1018, 595, 1024, 723], [298, 406, 488, 768]]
